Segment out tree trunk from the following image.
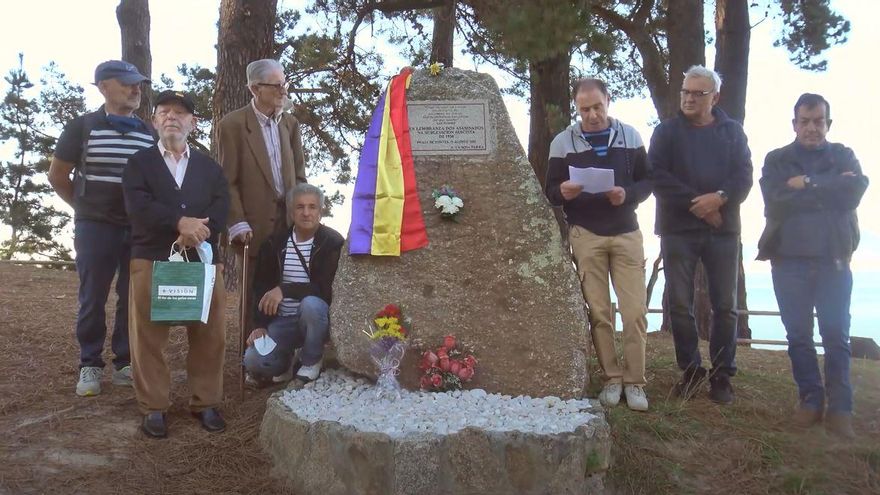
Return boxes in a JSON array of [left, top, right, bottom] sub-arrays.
[[659, 0, 707, 335], [715, 0, 752, 343], [116, 0, 152, 121], [736, 239, 751, 341], [430, 0, 456, 66], [212, 0, 278, 154], [527, 51, 572, 246], [714, 0, 750, 123], [665, 0, 705, 118], [527, 51, 571, 188]]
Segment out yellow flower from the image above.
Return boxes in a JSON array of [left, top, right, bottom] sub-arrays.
[[374, 316, 399, 329], [371, 327, 406, 341], [429, 62, 443, 76]]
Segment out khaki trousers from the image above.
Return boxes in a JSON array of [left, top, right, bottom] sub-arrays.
[[129, 259, 227, 414], [570, 226, 648, 385]]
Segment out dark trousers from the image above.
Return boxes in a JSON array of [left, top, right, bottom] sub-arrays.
[[661, 231, 739, 376], [74, 220, 131, 369], [772, 257, 853, 413]]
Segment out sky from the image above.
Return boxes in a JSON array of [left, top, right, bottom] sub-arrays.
[[0, 0, 877, 277]]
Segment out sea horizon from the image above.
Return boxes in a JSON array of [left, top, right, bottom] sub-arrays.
[[638, 269, 880, 350]]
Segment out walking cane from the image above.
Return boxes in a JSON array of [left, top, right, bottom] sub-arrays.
[[239, 241, 249, 399]]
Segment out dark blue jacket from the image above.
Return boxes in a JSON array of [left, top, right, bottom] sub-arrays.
[[757, 141, 868, 261], [649, 107, 752, 235], [545, 119, 652, 236], [122, 146, 229, 263]]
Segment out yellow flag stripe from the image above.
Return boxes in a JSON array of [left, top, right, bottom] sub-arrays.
[[370, 83, 405, 256]]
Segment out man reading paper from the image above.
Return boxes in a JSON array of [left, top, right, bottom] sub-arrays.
[[545, 78, 652, 411]]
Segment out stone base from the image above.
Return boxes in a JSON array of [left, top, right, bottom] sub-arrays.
[[260, 395, 610, 495]]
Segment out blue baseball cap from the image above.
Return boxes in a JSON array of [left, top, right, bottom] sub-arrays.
[[94, 60, 150, 85]]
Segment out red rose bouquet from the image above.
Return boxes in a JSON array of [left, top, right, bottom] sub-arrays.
[[419, 335, 477, 392]]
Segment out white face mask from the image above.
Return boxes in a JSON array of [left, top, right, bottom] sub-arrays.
[[194, 241, 213, 264]]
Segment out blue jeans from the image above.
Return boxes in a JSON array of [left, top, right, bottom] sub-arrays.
[[243, 296, 329, 379], [74, 220, 131, 369], [662, 231, 739, 376], [772, 257, 853, 413]]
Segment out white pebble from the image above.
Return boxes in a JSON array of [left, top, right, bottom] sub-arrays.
[[278, 369, 599, 438]]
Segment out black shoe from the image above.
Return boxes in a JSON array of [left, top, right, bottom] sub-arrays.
[[192, 407, 226, 433], [709, 373, 735, 405], [141, 412, 167, 438], [674, 367, 707, 399]]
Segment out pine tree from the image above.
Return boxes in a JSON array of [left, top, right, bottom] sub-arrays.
[[0, 55, 83, 260]]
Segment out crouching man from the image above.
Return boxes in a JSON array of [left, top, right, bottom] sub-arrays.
[[244, 183, 343, 388], [122, 91, 229, 438]]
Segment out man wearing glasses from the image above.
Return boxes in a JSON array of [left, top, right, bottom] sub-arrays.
[[217, 58, 308, 334], [648, 65, 753, 405]]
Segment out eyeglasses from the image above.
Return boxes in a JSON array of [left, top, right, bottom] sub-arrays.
[[680, 89, 714, 98], [256, 81, 290, 92]]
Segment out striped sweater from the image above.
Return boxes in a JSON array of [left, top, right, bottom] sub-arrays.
[[55, 108, 155, 225]]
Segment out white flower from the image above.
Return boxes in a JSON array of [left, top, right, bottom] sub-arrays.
[[434, 194, 462, 215]]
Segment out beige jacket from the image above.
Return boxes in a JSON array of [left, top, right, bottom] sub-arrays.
[[217, 104, 307, 255]]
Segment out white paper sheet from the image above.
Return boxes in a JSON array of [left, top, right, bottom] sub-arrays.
[[568, 166, 615, 194], [254, 335, 277, 356]]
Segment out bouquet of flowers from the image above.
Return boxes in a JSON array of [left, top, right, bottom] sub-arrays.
[[432, 185, 464, 220], [419, 335, 477, 392], [363, 304, 410, 400]]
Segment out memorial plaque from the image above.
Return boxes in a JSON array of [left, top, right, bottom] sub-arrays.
[[408, 100, 490, 155]]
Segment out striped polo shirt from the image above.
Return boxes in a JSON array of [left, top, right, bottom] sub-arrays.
[[278, 235, 313, 317], [55, 108, 155, 225]]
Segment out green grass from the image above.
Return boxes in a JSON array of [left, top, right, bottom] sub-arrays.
[[601, 332, 880, 495]]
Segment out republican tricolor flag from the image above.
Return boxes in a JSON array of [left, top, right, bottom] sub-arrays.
[[348, 68, 428, 256]]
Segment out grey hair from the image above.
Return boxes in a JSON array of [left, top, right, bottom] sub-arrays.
[[246, 59, 284, 86], [286, 183, 325, 210], [683, 65, 722, 92]]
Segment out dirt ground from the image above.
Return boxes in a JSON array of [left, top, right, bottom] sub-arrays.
[[0, 263, 293, 495], [2, 263, 879, 495]]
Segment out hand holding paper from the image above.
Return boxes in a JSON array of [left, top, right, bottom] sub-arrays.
[[560, 181, 584, 200], [568, 166, 615, 194]]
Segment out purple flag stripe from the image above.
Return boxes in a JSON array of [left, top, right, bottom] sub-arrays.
[[347, 89, 388, 254]]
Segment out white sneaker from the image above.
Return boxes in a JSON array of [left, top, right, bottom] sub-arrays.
[[112, 365, 133, 386], [76, 367, 103, 397], [295, 358, 323, 382], [598, 382, 622, 407], [624, 385, 649, 412]]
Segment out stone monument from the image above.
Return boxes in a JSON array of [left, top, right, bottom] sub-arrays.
[[260, 68, 610, 495], [330, 68, 590, 399]]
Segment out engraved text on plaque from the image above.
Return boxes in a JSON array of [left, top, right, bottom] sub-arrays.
[[408, 100, 490, 155]]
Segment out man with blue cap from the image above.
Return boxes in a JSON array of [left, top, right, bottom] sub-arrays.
[[49, 60, 155, 397]]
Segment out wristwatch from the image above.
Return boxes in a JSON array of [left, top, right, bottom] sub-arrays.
[[716, 190, 728, 202], [804, 176, 812, 186]]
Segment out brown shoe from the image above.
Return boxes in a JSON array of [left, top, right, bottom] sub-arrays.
[[792, 406, 823, 429], [825, 412, 856, 440]]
